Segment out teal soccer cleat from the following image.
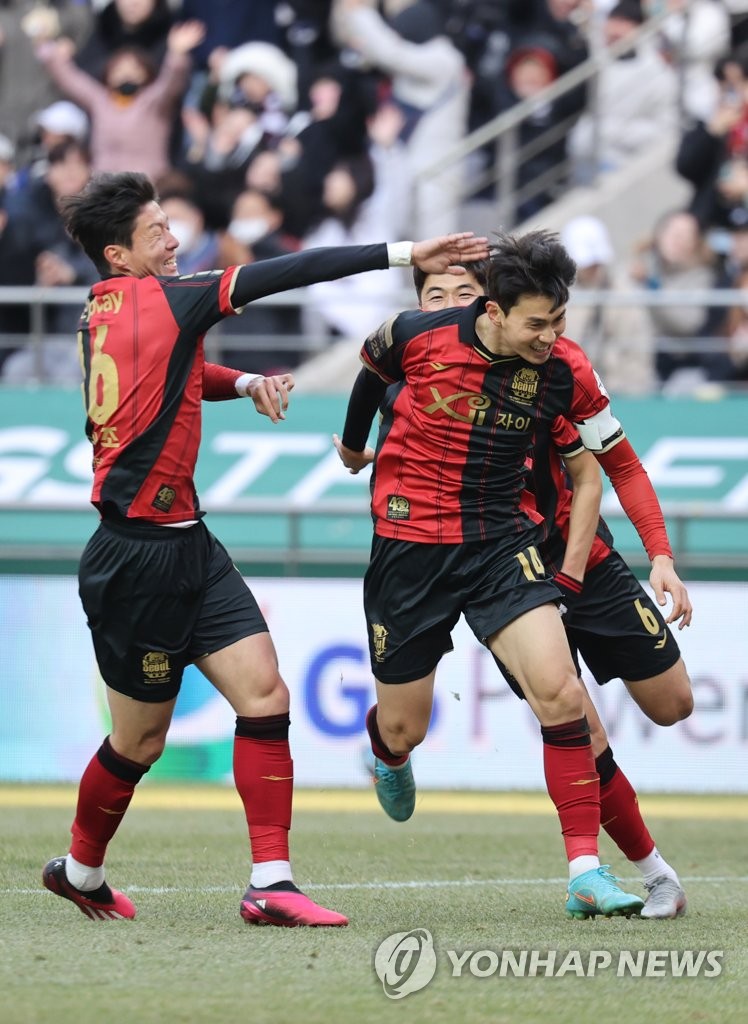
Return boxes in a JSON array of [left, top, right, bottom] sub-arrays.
[[566, 866, 645, 919], [363, 748, 416, 822]]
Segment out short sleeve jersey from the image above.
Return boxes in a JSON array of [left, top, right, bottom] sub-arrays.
[[78, 267, 241, 523], [361, 298, 618, 544]]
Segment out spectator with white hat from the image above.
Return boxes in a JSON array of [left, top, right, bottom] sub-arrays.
[[35, 100, 90, 145], [561, 214, 655, 394]]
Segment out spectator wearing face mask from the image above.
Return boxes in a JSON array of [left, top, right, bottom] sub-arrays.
[[34, 20, 205, 181], [217, 187, 303, 374], [158, 189, 220, 275]]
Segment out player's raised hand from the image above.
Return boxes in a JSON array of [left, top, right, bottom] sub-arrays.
[[247, 373, 294, 423], [411, 233, 489, 275], [332, 434, 374, 474], [649, 555, 692, 629]]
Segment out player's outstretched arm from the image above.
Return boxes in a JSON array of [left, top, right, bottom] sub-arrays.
[[231, 236, 489, 306], [649, 555, 693, 630]]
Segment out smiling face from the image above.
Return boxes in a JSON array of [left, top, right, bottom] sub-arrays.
[[103, 199, 180, 277], [485, 293, 567, 363], [419, 271, 484, 311]]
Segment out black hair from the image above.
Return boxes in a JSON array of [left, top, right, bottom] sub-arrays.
[[60, 171, 158, 276], [412, 259, 490, 302], [486, 230, 576, 315]]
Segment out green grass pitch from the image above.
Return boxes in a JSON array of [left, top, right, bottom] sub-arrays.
[[1, 786, 746, 1024]]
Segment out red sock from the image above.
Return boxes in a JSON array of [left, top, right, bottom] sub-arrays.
[[365, 705, 408, 766], [596, 746, 655, 862], [541, 718, 600, 862], [234, 715, 293, 864], [70, 736, 149, 866]]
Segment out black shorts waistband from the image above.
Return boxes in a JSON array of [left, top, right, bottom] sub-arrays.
[[99, 515, 203, 541]]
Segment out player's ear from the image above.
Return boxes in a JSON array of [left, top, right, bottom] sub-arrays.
[[103, 243, 129, 273], [485, 299, 502, 327]]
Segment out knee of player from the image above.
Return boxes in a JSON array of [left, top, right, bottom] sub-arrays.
[[111, 731, 167, 766], [248, 670, 289, 707], [532, 669, 586, 723], [589, 720, 610, 758], [653, 687, 694, 726], [380, 717, 428, 755]]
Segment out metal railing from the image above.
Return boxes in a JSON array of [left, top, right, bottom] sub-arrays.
[[0, 499, 744, 575], [410, 6, 711, 228], [2, 284, 748, 388]]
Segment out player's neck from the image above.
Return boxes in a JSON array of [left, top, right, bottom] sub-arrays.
[[474, 312, 510, 355]]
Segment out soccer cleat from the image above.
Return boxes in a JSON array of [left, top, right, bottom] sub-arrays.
[[566, 866, 645, 919], [640, 876, 687, 919], [42, 856, 136, 920], [240, 881, 348, 927], [363, 748, 416, 822]]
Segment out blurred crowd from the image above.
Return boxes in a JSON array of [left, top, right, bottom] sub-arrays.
[[1, 0, 748, 392]]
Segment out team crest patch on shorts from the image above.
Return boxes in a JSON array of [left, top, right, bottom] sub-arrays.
[[142, 651, 171, 684], [152, 484, 176, 512], [371, 624, 389, 662], [387, 495, 410, 520]]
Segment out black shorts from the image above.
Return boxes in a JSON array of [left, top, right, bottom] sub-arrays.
[[495, 549, 682, 699], [78, 518, 267, 702], [363, 532, 559, 684]]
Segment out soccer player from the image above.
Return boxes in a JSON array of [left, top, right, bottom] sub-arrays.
[[334, 229, 662, 919], [337, 260, 691, 920], [405, 260, 688, 917], [40, 170, 489, 926]]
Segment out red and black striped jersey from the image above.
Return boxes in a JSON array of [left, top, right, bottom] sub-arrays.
[[78, 244, 391, 523], [360, 299, 620, 544]]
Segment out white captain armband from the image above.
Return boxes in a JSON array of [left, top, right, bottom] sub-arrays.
[[574, 405, 624, 453], [235, 372, 264, 397], [387, 241, 414, 267]]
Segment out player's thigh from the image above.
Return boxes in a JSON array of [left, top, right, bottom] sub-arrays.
[[106, 686, 177, 764], [363, 538, 461, 684], [375, 673, 436, 742], [79, 521, 211, 702], [566, 551, 682, 689], [623, 658, 693, 726], [198, 632, 288, 718], [486, 603, 582, 724], [188, 532, 270, 662]]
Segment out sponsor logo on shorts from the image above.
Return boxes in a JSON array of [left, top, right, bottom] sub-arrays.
[[142, 651, 171, 684]]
